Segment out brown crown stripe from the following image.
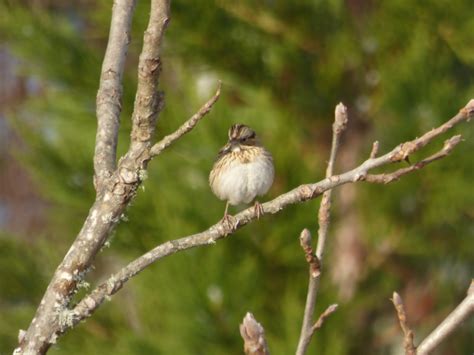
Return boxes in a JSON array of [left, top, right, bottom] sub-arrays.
[[228, 124, 256, 141]]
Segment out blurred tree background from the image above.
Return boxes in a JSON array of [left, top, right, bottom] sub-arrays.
[[0, 0, 473, 354]]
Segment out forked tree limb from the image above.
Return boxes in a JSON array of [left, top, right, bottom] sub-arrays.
[[365, 135, 462, 184], [14, 1, 171, 354], [70, 100, 473, 330]]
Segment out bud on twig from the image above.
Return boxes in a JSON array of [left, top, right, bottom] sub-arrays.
[[240, 312, 270, 355], [334, 103, 348, 134], [299, 229, 321, 278]]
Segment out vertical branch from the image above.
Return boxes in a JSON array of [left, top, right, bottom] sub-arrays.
[[391, 292, 416, 355], [129, 0, 169, 149], [315, 103, 348, 259], [94, 0, 137, 191], [115, 0, 170, 190], [296, 103, 348, 355]]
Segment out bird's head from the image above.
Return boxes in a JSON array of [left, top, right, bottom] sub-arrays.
[[217, 124, 260, 156], [228, 124, 259, 146]]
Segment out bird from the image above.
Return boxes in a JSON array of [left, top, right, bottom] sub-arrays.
[[209, 124, 274, 224]]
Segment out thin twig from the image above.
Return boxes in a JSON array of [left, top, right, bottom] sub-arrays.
[[388, 102, 473, 163], [316, 102, 348, 259], [94, 0, 137, 191], [416, 280, 474, 355], [150, 81, 222, 156], [365, 135, 462, 184], [370, 141, 379, 159], [312, 304, 338, 331], [240, 312, 270, 355], [70, 101, 472, 328], [391, 292, 417, 355], [296, 102, 347, 355]]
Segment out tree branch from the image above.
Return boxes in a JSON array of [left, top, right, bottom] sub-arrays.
[[386, 100, 473, 163], [67, 100, 472, 329], [150, 81, 222, 157], [14, 1, 170, 354], [296, 103, 347, 355], [94, 0, 136, 191], [240, 313, 270, 355], [391, 292, 416, 355], [312, 304, 338, 332], [369, 140, 379, 159], [416, 280, 474, 355], [365, 135, 462, 184], [317, 102, 348, 259], [128, 0, 169, 148]]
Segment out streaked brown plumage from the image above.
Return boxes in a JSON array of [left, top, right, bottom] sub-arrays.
[[209, 124, 274, 222]]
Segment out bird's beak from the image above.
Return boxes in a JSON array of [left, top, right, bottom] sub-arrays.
[[222, 143, 231, 154], [220, 142, 232, 155], [221, 140, 239, 154]]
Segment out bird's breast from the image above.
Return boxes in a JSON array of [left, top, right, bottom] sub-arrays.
[[210, 151, 274, 205]]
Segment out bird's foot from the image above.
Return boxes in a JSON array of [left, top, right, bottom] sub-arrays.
[[221, 212, 238, 230], [254, 201, 264, 219]]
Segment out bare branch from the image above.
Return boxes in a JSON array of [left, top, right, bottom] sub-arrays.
[[388, 100, 473, 163], [296, 102, 347, 355], [69, 100, 472, 329], [391, 292, 416, 355], [370, 141, 379, 159], [417, 280, 474, 355], [15, 1, 170, 354], [150, 81, 222, 157], [365, 135, 462, 184], [129, 0, 170, 147], [94, 0, 137, 191], [312, 304, 338, 331], [316, 102, 347, 259], [240, 313, 270, 355]]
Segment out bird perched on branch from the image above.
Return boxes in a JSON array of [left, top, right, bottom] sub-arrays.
[[209, 124, 274, 225]]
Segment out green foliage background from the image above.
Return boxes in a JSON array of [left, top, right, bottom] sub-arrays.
[[1, 1, 473, 354]]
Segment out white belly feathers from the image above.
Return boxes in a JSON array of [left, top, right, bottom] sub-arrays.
[[211, 155, 274, 205]]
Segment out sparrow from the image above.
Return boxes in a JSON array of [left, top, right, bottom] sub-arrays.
[[209, 124, 274, 224]]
